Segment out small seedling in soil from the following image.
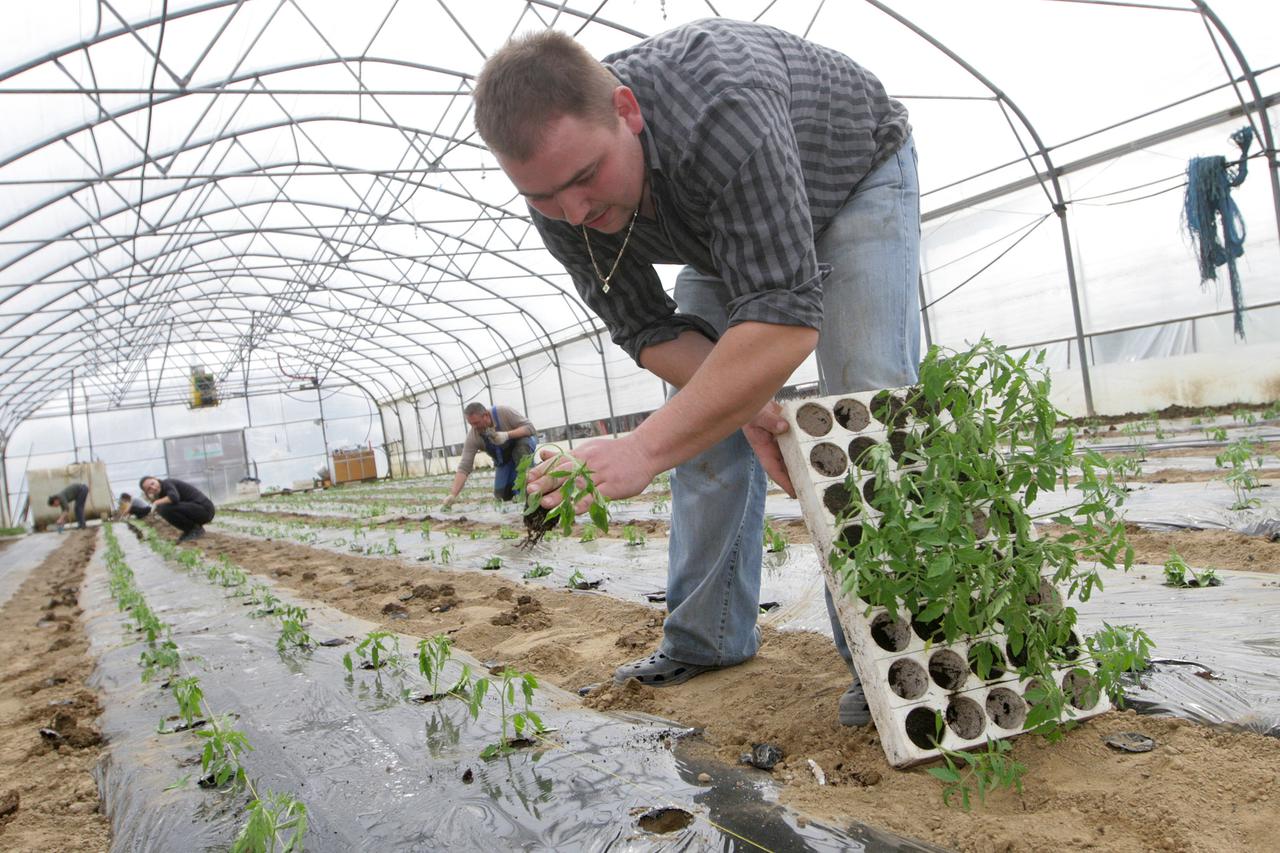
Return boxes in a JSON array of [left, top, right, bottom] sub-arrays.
[[231, 790, 308, 853], [343, 630, 404, 672], [514, 449, 609, 549], [621, 523, 645, 547], [1162, 550, 1221, 589], [523, 563, 553, 579], [1205, 426, 1228, 442], [579, 526, 598, 543], [763, 520, 788, 553], [482, 556, 502, 570], [387, 536, 400, 555], [439, 545, 453, 564], [566, 568, 589, 590], [925, 713, 1025, 812], [1215, 438, 1264, 510], [416, 634, 454, 699], [1085, 622, 1154, 704], [276, 615, 314, 652], [469, 530, 484, 540], [499, 527, 520, 540], [140, 639, 182, 683], [480, 667, 546, 759], [172, 676, 205, 728], [197, 715, 252, 788], [420, 522, 432, 540], [651, 495, 669, 514]]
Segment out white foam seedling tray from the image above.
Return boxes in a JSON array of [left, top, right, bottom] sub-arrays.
[[778, 389, 1109, 767]]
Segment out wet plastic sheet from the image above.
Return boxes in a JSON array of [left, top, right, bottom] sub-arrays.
[[82, 527, 937, 852], [0, 531, 63, 608], [1030, 477, 1279, 534], [1072, 566, 1280, 736]]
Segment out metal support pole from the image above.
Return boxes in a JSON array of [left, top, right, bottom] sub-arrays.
[[0, 438, 11, 528], [315, 384, 332, 483], [433, 394, 449, 476], [917, 271, 933, 351], [413, 397, 429, 477], [596, 332, 618, 435], [84, 387, 95, 461], [69, 373, 79, 463], [1056, 206, 1096, 415], [376, 404, 394, 478]]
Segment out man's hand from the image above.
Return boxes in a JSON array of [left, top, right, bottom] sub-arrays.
[[490, 430, 510, 445], [743, 401, 795, 497], [441, 497, 455, 511], [526, 437, 656, 512]]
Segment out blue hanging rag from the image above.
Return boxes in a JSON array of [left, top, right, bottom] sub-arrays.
[[1183, 126, 1253, 338]]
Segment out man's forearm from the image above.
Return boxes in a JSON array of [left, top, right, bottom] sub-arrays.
[[448, 470, 468, 498], [634, 321, 818, 472]]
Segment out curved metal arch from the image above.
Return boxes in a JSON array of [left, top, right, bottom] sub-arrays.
[[0, 259, 485, 392], [3, 185, 594, 336], [0, 304, 437, 431], [1193, 1, 1280, 245], [1, 226, 575, 391], [2, 200, 595, 406], [861, 0, 1097, 413], [0, 49, 493, 171]]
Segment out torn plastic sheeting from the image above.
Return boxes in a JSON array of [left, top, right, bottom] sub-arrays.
[[85, 528, 927, 852], [1030, 478, 1278, 534], [1073, 567, 1280, 736]]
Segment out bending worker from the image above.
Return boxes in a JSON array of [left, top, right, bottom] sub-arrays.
[[48, 482, 90, 531], [473, 19, 920, 728], [114, 492, 152, 520], [442, 402, 537, 508], [139, 475, 216, 543]]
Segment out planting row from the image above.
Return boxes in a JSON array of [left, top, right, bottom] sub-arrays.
[[101, 523, 308, 851]]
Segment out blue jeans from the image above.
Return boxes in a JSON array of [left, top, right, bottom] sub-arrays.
[[662, 136, 921, 668]]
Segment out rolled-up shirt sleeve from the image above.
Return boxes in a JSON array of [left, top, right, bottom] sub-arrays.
[[682, 86, 827, 331]]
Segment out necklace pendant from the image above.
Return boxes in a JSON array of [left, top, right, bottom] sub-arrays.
[[601, 282, 611, 294]]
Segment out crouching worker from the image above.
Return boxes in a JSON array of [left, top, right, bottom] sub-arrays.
[[48, 482, 89, 531], [114, 492, 152, 520], [139, 475, 215, 543], [442, 402, 537, 509]]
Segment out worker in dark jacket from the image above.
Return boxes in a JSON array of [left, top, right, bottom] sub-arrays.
[[48, 482, 89, 530], [139, 476, 216, 543]]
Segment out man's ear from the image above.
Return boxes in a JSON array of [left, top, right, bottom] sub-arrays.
[[613, 86, 645, 135]]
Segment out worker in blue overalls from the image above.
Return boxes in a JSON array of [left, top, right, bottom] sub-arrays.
[[442, 401, 538, 509]]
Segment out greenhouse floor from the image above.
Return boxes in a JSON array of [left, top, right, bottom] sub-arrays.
[[2, 413, 1279, 852]]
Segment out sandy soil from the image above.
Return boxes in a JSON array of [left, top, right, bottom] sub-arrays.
[[174, 521, 1280, 853], [0, 530, 110, 853]]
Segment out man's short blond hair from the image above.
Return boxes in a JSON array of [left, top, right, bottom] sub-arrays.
[[473, 29, 619, 161]]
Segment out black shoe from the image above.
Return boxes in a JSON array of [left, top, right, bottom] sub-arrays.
[[188, 526, 206, 541]]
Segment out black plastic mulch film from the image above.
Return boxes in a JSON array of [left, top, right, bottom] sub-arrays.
[[81, 527, 942, 852]]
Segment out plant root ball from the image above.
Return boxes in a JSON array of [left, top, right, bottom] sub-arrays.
[[520, 504, 555, 549]]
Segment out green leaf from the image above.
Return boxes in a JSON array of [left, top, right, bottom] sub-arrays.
[[927, 766, 962, 783]]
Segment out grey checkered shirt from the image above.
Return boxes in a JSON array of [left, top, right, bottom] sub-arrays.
[[531, 18, 910, 364]]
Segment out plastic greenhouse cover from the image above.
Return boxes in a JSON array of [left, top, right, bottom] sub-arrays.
[[81, 527, 941, 852]]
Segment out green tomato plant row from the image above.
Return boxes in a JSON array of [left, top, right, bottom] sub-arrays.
[[104, 524, 308, 851]]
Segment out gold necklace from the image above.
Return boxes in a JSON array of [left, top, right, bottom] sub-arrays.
[[581, 206, 639, 294]]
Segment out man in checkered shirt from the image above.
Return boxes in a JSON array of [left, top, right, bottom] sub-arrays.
[[474, 18, 920, 727]]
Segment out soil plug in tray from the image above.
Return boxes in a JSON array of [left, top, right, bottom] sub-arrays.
[[778, 386, 1112, 768]]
